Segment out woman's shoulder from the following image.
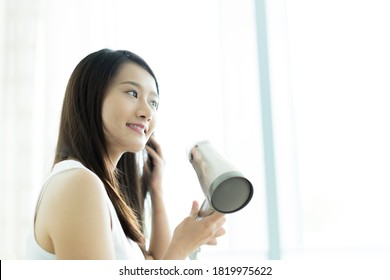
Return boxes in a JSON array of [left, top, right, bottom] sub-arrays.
[[35, 162, 115, 258], [45, 163, 107, 208], [49, 160, 102, 186], [38, 162, 109, 225]]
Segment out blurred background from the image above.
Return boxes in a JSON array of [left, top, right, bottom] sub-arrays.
[[1, 0, 390, 260]]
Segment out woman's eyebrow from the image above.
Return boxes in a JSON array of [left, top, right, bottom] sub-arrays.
[[120, 80, 141, 87]]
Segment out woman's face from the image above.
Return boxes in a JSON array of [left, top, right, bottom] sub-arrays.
[[102, 62, 159, 159]]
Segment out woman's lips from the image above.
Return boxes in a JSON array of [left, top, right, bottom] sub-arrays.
[[126, 123, 146, 135]]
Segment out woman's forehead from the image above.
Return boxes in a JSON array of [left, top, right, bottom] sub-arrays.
[[112, 62, 157, 93]]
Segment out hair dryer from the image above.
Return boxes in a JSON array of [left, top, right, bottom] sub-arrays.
[[188, 140, 254, 219], [188, 140, 254, 259]]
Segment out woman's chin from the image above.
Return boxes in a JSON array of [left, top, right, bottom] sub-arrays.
[[125, 143, 146, 153]]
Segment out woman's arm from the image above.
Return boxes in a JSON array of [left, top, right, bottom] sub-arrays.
[[144, 137, 171, 259], [146, 187, 171, 259]]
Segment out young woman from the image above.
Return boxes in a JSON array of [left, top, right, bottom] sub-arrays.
[[27, 49, 226, 260]]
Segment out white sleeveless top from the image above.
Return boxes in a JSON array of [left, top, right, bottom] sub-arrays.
[[26, 160, 145, 260]]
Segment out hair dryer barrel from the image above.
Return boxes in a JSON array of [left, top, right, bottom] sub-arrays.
[[188, 140, 254, 218]]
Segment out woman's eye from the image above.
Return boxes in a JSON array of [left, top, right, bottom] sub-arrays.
[[127, 90, 138, 97], [150, 100, 159, 108]]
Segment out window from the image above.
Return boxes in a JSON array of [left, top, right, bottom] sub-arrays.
[[267, 0, 390, 258]]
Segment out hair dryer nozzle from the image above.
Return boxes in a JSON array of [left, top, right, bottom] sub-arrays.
[[209, 171, 253, 214]]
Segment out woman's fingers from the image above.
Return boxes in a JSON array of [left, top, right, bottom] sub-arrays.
[[204, 211, 226, 227], [197, 212, 226, 246], [145, 144, 159, 159], [170, 202, 228, 258], [147, 135, 164, 158], [189, 201, 200, 217], [204, 223, 226, 246]]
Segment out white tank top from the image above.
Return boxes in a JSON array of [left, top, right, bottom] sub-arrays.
[[26, 160, 145, 260]]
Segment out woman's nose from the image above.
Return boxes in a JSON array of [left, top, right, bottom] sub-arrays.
[[136, 100, 153, 120]]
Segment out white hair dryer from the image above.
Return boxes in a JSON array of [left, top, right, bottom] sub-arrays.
[[188, 140, 254, 218], [188, 140, 254, 259]]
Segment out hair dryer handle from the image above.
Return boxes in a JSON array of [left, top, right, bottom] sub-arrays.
[[197, 199, 215, 220], [190, 199, 215, 259]]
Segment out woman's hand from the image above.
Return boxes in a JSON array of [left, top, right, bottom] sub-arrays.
[[164, 201, 226, 259], [144, 135, 165, 194]]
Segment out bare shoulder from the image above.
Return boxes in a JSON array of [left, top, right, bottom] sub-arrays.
[[40, 168, 107, 214], [48, 167, 106, 200], [35, 167, 115, 259]]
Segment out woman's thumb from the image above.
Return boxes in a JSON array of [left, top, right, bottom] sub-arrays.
[[189, 200, 200, 218]]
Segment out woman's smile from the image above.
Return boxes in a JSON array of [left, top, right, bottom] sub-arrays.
[[126, 123, 147, 135]]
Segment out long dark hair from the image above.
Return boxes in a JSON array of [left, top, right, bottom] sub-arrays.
[[54, 49, 159, 251]]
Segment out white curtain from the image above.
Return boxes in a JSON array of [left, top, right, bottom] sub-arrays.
[[0, 0, 52, 259], [0, 0, 266, 259], [267, 0, 390, 258]]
